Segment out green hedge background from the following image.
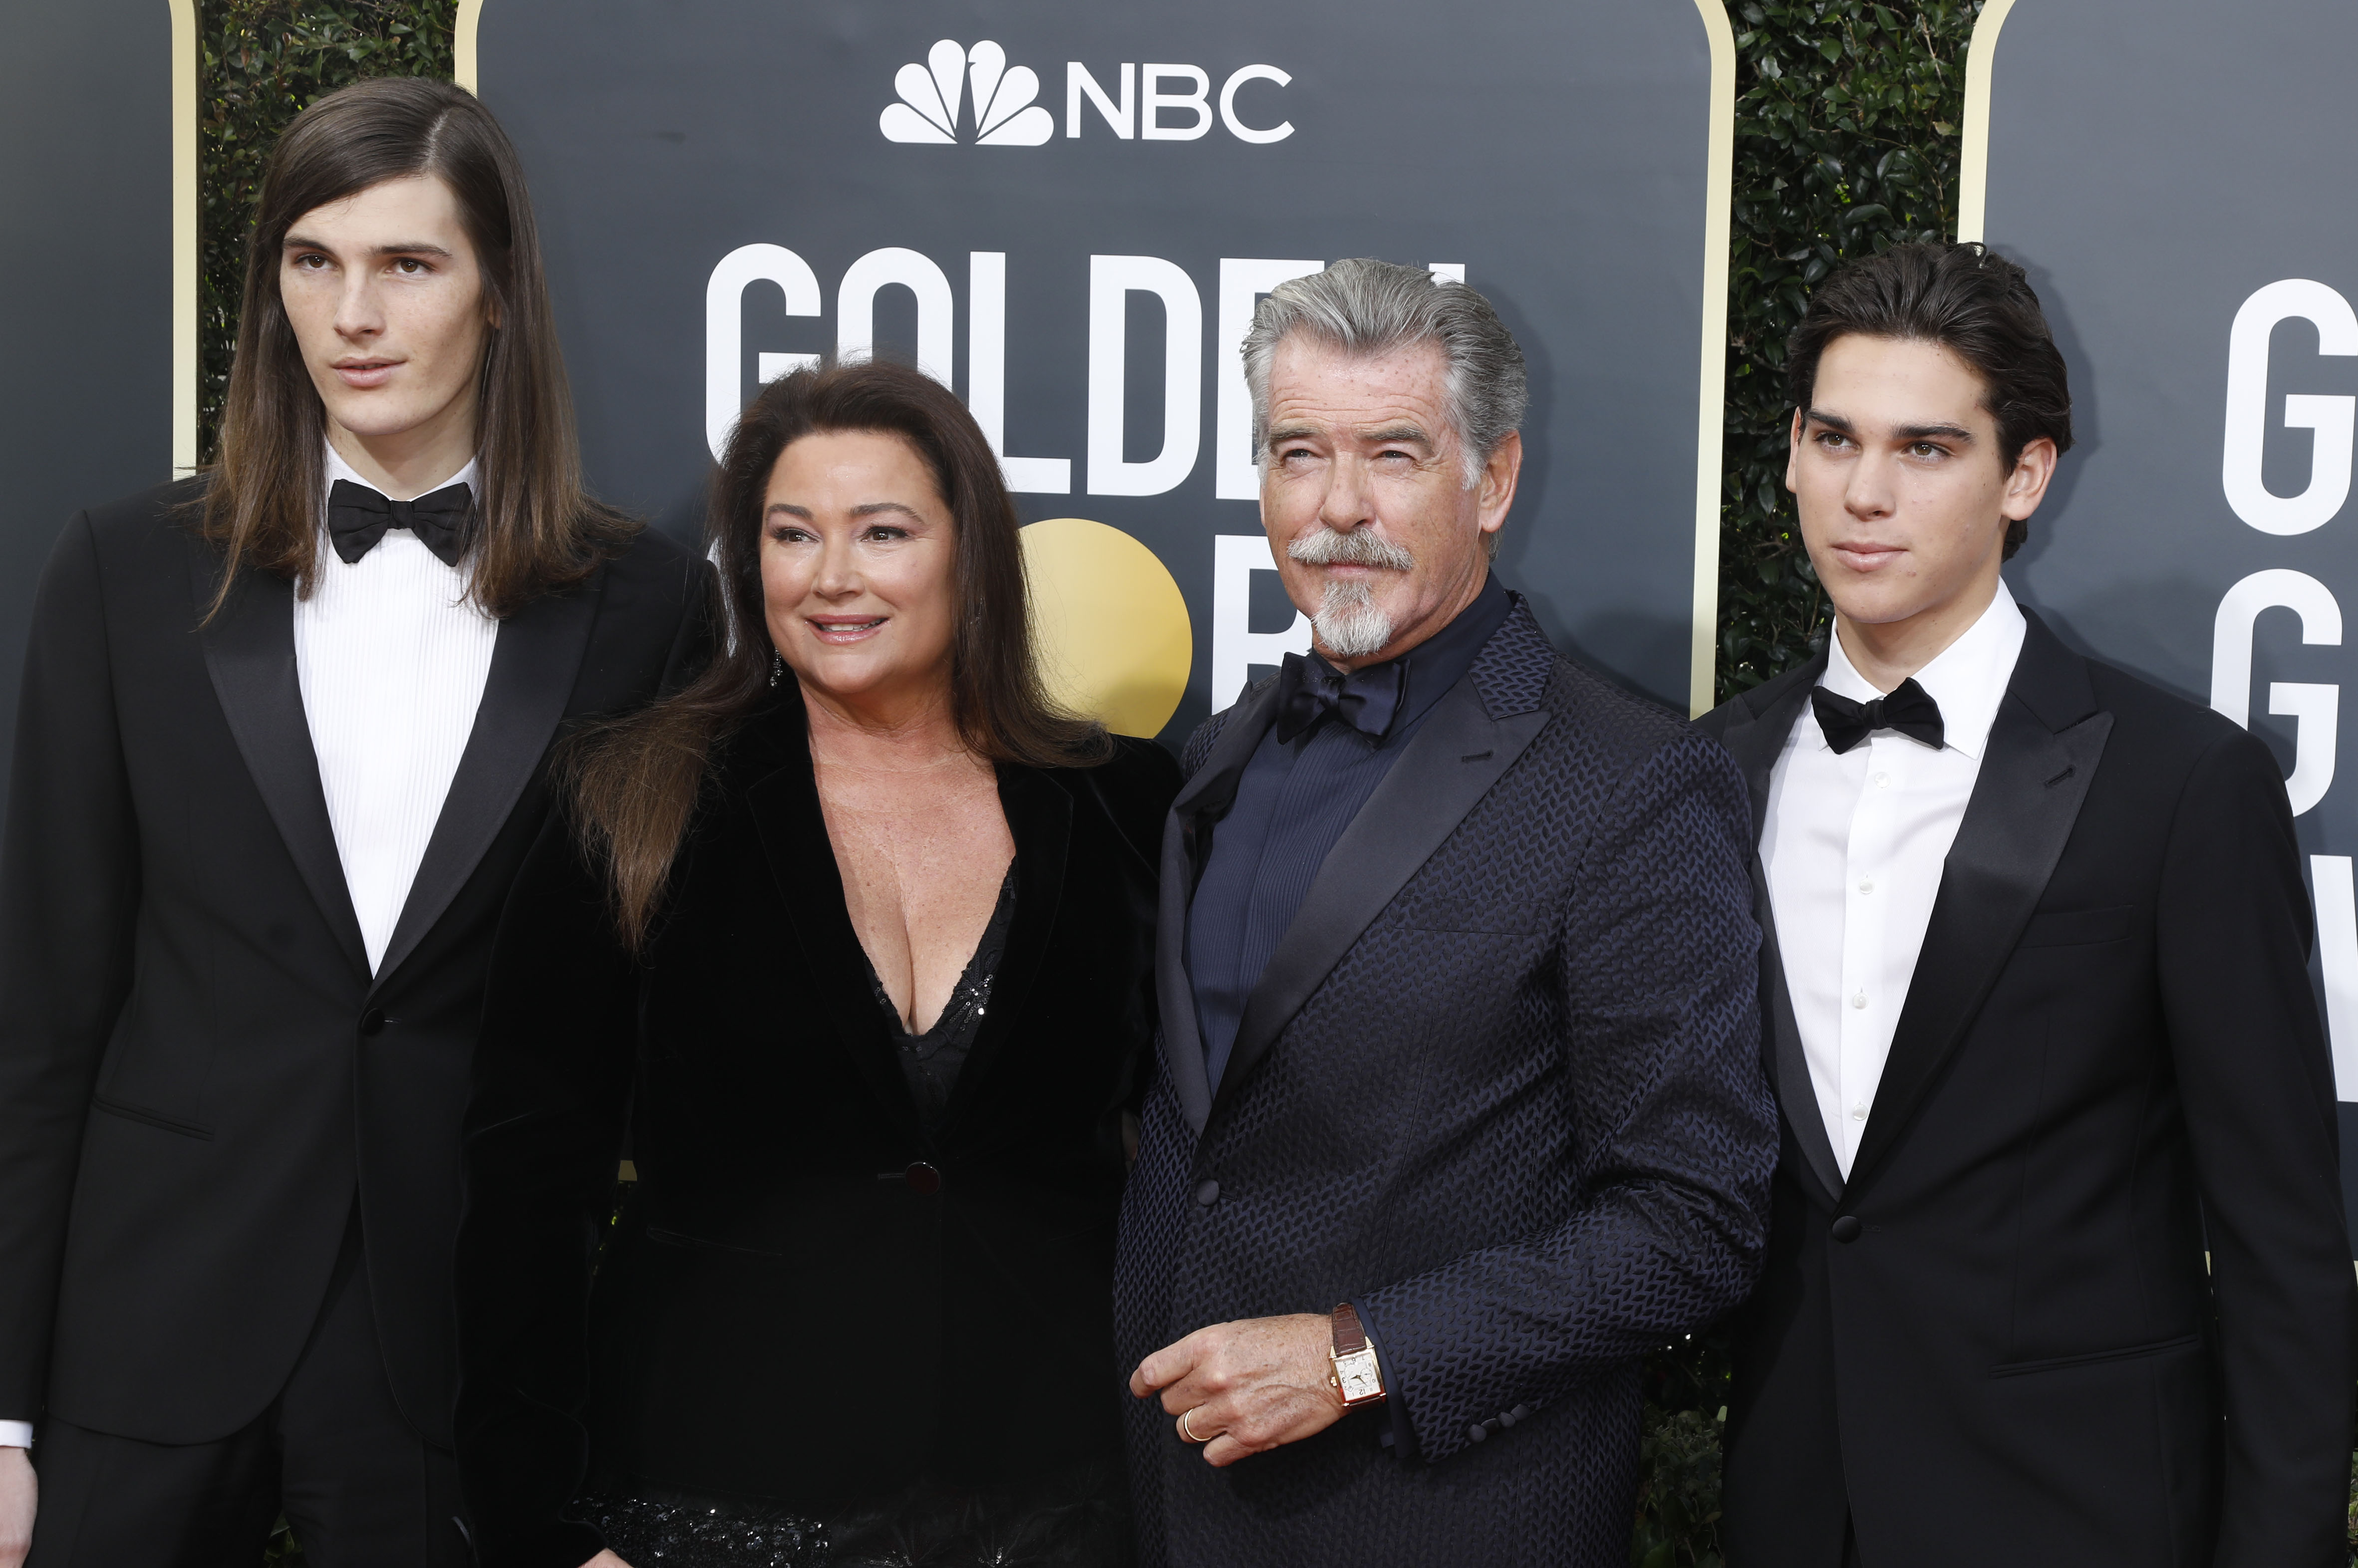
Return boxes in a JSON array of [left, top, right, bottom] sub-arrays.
[[191, 3, 2357, 1565]]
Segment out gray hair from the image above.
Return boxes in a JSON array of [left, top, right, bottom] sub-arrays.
[[1242, 258, 1529, 488]]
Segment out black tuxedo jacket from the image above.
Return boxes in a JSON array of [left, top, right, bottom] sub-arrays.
[[0, 479, 708, 1448], [1697, 608, 2357, 1568], [1116, 599, 1779, 1568]]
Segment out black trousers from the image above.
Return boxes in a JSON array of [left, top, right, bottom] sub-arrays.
[[25, 1207, 465, 1568]]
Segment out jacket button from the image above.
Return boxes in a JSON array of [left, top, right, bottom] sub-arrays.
[[1194, 1179, 1220, 1207], [904, 1162, 941, 1194], [358, 1008, 387, 1038], [1830, 1215, 1863, 1243]]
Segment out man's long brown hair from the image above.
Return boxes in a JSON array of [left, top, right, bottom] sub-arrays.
[[570, 358, 1111, 951], [201, 77, 631, 617]]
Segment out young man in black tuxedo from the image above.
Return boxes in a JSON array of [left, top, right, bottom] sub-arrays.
[[1699, 242, 2356, 1567], [0, 80, 706, 1566]]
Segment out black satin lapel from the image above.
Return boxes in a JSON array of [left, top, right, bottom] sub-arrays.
[[371, 576, 603, 987], [746, 739, 929, 1142], [1844, 698, 2113, 1195], [1756, 887, 1843, 1205], [1157, 806, 1215, 1133], [189, 550, 368, 980], [1719, 660, 1822, 847], [936, 766, 1071, 1134], [1217, 680, 1550, 1108], [1173, 679, 1283, 823], [1710, 660, 1834, 1197], [1158, 682, 1283, 1134]]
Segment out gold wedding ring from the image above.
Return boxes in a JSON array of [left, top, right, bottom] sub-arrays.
[[1179, 1407, 1207, 1444]]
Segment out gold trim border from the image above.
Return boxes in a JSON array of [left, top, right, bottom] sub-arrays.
[[1956, 0, 2019, 244], [1688, 0, 1737, 717], [456, 0, 484, 94], [171, 0, 197, 474]]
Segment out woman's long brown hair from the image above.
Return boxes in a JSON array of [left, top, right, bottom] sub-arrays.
[[571, 357, 1112, 950], [200, 77, 632, 618]]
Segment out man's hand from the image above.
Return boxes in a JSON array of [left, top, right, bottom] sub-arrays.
[[0, 1446, 34, 1568], [1129, 1313, 1344, 1467], [580, 1552, 632, 1568]]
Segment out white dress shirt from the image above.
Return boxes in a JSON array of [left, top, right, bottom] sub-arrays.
[[1760, 581, 2027, 1177], [297, 444, 498, 974]]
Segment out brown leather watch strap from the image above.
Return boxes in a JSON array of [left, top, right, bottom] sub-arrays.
[[1332, 1302, 1368, 1355]]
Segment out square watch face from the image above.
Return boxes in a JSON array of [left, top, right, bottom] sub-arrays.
[[1337, 1354, 1383, 1402]]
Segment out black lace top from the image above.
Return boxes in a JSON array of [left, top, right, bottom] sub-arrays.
[[862, 859, 1018, 1129]]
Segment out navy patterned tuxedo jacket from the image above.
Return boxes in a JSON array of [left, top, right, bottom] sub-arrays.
[[1115, 597, 1779, 1566]]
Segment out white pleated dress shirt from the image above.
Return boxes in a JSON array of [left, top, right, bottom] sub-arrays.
[[0, 453, 498, 1452], [1760, 582, 2027, 1177], [297, 444, 498, 974]]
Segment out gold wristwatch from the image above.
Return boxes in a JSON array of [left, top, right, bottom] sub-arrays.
[[1328, 1302, 1386, 1407]]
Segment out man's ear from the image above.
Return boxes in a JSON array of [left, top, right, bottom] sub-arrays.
[[2002, 435, 2059, 522], [1476, 429, 1523, 536], [1785, 407, 1805, 492]]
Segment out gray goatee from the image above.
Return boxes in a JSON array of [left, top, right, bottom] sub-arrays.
[[1286, 527, 1415, 659]]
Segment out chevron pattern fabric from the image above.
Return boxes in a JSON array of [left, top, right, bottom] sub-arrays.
[[1117, 606, 1777, 1566]]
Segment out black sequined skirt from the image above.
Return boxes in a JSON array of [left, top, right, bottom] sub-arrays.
[[571, 1461, 1131, 1568], [569, 1488, 827, 1568]]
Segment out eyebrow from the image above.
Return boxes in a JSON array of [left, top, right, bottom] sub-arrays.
[[762, 501, 928, 522], [1264, 422, 1436, 448], [1804, 410, 1976, 444], [282, 233, 457, 260]]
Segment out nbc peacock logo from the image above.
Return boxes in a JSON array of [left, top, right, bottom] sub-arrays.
[[880, 39, 1056, 146]]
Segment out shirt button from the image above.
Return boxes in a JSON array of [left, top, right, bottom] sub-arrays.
[[1857, 878, 1874, 894], [1850, 1103, 1867, 1122], [1874, 772, 1890, 788], [1850, 991, 1868, 1010]]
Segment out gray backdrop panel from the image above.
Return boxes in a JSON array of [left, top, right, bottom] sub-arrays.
[[1981, 0, 2358, 1243], [0, 0, 174, 795], [477, 0, 1719, 737]]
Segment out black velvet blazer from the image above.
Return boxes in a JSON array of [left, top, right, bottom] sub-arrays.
[[452, 686, 1179, 1568]]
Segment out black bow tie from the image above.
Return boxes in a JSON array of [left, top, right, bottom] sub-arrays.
[[326, 479, 476, 567], [1274, 651, 1406, 745], [1811, 678, 1945, 755]]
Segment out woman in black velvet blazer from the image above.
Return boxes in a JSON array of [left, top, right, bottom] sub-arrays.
[[453, 361, 1179, 1568]]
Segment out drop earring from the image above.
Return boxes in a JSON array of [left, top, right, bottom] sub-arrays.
[[768, 650, 783, 688]]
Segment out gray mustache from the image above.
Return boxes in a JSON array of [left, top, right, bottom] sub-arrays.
[[1286, 527, 1416, 571]]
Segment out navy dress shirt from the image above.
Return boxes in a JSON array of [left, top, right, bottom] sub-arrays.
[[1187, 572, 1512, 1089]]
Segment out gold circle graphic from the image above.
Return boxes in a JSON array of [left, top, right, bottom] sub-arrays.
[[1020, 518, 1192, 739]]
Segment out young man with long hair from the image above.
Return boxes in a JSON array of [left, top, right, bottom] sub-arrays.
[[0, 78, 707, 1565]]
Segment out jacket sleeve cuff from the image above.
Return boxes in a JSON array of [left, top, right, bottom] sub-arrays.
[[0, 1420, 32, 1449], [1354, 1314, 1420, 1463]]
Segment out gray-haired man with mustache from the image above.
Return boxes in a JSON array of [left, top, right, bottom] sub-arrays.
[[1114, 259, 1776, 1565]]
